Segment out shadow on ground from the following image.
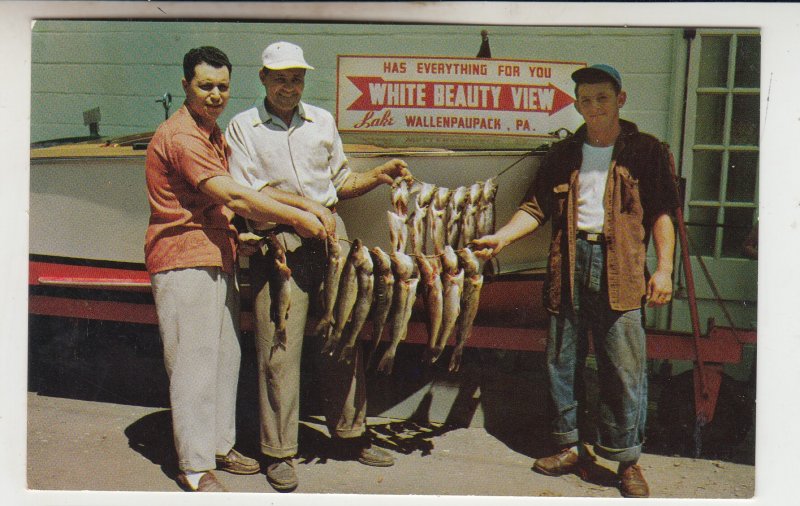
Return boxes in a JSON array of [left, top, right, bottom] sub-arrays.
[[29, 314, 755, 476]]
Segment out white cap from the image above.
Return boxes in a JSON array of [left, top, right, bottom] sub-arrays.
[[261, 41, 314, 70]]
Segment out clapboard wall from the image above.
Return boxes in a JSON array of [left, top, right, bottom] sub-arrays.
[[30, 21, 686, 149]]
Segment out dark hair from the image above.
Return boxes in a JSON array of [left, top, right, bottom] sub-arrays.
[[183, 46, 232, 82], [574, 74, 621, 99]]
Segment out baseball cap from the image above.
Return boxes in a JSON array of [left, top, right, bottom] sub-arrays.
[[571, 64, 622, 88], [261, 41, 314, 70]]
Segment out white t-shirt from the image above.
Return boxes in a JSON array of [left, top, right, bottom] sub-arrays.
[[577, 143, 614, 233]]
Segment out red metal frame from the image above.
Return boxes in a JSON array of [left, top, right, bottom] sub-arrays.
[[29, 252, 756, 425]]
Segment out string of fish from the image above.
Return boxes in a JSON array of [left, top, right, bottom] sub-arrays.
[[283, 151, 529, 373]]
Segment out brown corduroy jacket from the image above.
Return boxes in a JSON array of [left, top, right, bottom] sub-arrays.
[[518, 120, 680, 313]]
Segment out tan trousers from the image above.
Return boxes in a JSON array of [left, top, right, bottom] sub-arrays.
[[150, 267, 241, 472], [249, 215, 367, 458]]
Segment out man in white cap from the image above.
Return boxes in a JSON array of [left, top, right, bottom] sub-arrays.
[[225, 41, 410, 492], [473, 64, 679, 498]]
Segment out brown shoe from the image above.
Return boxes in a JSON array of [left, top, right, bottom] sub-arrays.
[[266, 457, 298, 492], [357, 444, 395, 467], [619, 464, 650, 498], [215, 448, 260, 475], [176, 471, 228, 492], [331, 436, 395, 467], [532, 446, 595, 477]]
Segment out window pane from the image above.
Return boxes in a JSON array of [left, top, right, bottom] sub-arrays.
[[726, 152, 758, 202], [695, 94, 726, 145], [734, 36, 760, 88], [691, 150, 722, 201], [731, 94, 760, 145], [699, 35, 730, 87], [722, 207, 755, 258], [688, 206, 718, 256]]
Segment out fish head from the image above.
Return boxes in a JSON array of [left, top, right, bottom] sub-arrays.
[[483, 177, 498, 200], [328, 234, 342, 256], [435, 187, 451, 208], [370, 246, 392, 272], [417, 183, 437, 206], [391, 178, 410, 214], [354, 241, 373, 271], [452, 186, 469, 208], [348, 238, 363, 257], [442, 245, 459, 273], [390, 251, 413, 279], [469, 183, 483, 205], [457, 247, 480, 275]]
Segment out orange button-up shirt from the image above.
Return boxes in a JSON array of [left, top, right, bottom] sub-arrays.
[[144, 105, 237, 275]]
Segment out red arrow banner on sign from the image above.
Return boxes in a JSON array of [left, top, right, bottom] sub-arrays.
[[347, 76, 574, 116]]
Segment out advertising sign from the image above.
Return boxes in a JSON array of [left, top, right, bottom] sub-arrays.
[[337, 55, 586, 138]]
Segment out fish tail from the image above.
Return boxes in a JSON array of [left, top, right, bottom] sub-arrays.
[[424, 346, 443, 364], [448, 345, 463, 373], [314, 314, 335, 337], [322, 327, 343, 356], [321, 338, 334, 355], [338, 343, 355, 364], [272, 329, 288, 353], [377, 350, 395, 375]]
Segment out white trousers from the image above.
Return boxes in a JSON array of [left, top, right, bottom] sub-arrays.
[[151, 267, 241, 472]]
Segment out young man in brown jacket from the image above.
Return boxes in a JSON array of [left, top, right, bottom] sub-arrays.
[[474, 64, 679, 498]]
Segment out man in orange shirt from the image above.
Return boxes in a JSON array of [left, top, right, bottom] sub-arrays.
[[144, 46, 331, 492]]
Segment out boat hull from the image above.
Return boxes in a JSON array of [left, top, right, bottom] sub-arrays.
[[29, 142, 548, 330]]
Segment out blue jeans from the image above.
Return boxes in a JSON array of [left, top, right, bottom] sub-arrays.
[[546, 237, 648, 463]]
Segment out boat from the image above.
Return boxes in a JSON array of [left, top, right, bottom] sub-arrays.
[[29, 133, 549, 335]]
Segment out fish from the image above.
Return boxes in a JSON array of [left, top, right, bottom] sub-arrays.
[[313, 234, 344, 341], [430, 245, 464, 363], [416, 254, 444, 362], [416, 182, 437, 208], [477, 177, 499, 237], [339, 240, 375, 364], [449, 247, 484, 372], [266, 234, 292, 351], [321, 238, 361, 355], [366, 246, 395, 368], [388, 210, 408, 254], [428, 188, 449, 255], [391, 177, 410, 216], [463, 182, 484, 244], [377, 251, 419, 374], [408, 205, 427, 257], [434, 186, 451, 210], [461, 201, 479, 246], [446, 186, 468, 248], [468, 181, 483, 206]]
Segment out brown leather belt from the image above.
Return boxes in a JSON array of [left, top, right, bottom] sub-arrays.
[[577, 230, 605, 243], [250, 204, 336, 237]]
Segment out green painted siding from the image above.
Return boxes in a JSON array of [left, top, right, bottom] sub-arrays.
[[31, 21, 684, 148]]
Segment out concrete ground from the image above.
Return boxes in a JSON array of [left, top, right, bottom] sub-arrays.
[[27, 392, 754, 500]]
